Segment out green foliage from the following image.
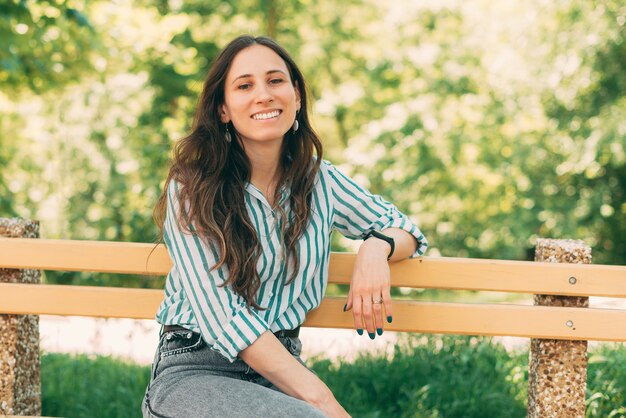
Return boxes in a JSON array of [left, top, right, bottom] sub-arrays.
[[40, 338, 626, 418], [311, 335, 528, 418], [344, 1, 626, 265], [586, 344, 626, 417], [0, 0, 97, 93], [41, 352, 150, 418]]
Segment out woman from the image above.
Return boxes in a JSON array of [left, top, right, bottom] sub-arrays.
[[142, 35, 427, 418]]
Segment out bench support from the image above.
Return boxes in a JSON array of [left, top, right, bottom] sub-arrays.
[[528, 238, 591, 418], [0, 218, 41, 417]]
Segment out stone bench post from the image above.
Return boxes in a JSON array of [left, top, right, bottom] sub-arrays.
[[528, 238, 591, 418], [0, 218, 41, 416]]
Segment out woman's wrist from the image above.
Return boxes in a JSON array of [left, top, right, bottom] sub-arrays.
[[359, 236, 391, 259], [292, 369, 332, 403], [302, 381, 335, 408]]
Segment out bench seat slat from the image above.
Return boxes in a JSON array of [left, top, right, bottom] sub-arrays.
[[1, 283, 625, 342]]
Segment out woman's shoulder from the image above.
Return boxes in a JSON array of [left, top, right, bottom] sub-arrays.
[[312, 158, 337, 185], [166, 177, 181, 195], [317, 158, 336, 174], [317, 158, 349, 182], [165, 177, 190, 202]]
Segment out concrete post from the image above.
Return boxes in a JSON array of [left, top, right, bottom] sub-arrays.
[[0, 218, 41, 416], [527, 238, 591, 418]]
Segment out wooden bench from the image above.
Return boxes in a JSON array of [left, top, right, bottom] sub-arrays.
[[1, 235, 625, 417]]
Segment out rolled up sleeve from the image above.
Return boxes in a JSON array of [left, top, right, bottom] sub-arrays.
[[325, 160, 428, 257], [164, 180, 271, 362]]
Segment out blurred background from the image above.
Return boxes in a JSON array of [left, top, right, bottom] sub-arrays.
[[1, 1, 625, 416], [2, 0, 624, 271]]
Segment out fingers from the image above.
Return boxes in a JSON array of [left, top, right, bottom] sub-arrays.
[[371, 295, 384, 337], [344, 288, 353, 312], [345, 260, 392, 339], [362, 296, 376, 339], [383, 286, 393, 324], [343, 288, 393, 339], [351, 293, 363, 336], [350, 293, 375, 338], [350, 293, 386, 339]]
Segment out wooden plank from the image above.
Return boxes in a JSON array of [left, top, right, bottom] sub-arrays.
[[1, 238, 626, 297], [394, 256, 626, 297], [307, 298, 626, 342], [0, 283, 163, 319], [1, 283, 625, 341], [329, 253, 626, 297], [0, 238, 171, 275]]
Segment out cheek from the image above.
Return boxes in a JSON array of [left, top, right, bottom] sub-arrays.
[[282, 90, 298, 111], [224, 98, 245, 120]]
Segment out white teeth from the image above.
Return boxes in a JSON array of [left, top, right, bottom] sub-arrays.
[[252, 110, 280, 120]]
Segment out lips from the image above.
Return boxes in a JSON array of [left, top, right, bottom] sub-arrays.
[[251, 109, 282, 120]]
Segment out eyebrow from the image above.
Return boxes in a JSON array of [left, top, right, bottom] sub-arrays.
[[231, 69, 288, 85]]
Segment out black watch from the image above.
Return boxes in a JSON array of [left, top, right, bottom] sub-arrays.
[[363, 230, 395, 260]]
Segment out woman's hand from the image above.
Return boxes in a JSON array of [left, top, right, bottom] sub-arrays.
[[344, 238, 393, 338], [310, 394, 352, 418], [310, 391, 350, 418]]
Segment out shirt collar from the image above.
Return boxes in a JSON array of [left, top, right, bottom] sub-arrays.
[[244, 181, 290, 208]]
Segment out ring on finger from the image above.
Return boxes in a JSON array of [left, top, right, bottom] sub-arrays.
[[372, 298, 383, 304]]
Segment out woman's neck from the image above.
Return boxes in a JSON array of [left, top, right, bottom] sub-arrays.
[[244, 139, 283, 197]]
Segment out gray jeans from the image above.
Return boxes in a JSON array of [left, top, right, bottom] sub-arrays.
[[142, 328, 326, 418]]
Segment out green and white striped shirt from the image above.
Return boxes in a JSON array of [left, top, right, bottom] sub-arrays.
[[156, 159, 427, 362]]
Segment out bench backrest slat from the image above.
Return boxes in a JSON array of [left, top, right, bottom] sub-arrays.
[[2, 238, 625, 297]]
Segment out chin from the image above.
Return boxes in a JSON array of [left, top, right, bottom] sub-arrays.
[[240, 130, 290, 143]]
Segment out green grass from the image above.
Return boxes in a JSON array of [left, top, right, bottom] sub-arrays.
[[586, 344, 626, 417], [310, 335, 528, 418], [41, 353, 150, 418], [41, 336, 626, 418]]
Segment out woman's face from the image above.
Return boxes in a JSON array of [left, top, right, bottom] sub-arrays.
[[220, 45, 301, 147]]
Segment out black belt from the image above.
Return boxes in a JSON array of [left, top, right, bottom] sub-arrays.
[[162, 324, 300, 339]]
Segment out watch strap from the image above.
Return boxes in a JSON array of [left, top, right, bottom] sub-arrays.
[[363, 230, 395, 260]]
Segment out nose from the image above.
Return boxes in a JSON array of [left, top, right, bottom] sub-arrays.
[[255, 83, 274, 104]]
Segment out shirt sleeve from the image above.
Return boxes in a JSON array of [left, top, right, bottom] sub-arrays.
[[324, 160, 428, 257], [163, 180, 271, 362]]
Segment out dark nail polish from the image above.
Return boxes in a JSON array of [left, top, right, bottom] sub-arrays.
[[357, 328, 363, 336], [377, 328, 383, 336], [368, 332, 375, 340], [343, 303, 347, 312], [387, 316, 393, 323]]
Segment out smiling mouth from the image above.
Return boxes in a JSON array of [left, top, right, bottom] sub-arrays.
[[251, 110, 281, 120]]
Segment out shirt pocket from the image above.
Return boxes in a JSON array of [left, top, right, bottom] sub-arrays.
[[286, 337, 303, 356]]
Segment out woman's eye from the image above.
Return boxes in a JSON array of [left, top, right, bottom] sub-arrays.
[[269, 78, 284, 85], [238, 83, 252, 90]]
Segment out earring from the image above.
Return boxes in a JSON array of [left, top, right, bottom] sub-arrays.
[[225, 125, 232, 143], [292, 119, 299, 133]]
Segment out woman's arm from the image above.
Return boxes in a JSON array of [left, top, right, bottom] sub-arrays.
[[360, 227, 419, 262], [324, 161, 427, 338], [239, 332, 350, 417]]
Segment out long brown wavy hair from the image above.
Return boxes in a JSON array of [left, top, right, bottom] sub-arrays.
[[153, 35, 323, 311]]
